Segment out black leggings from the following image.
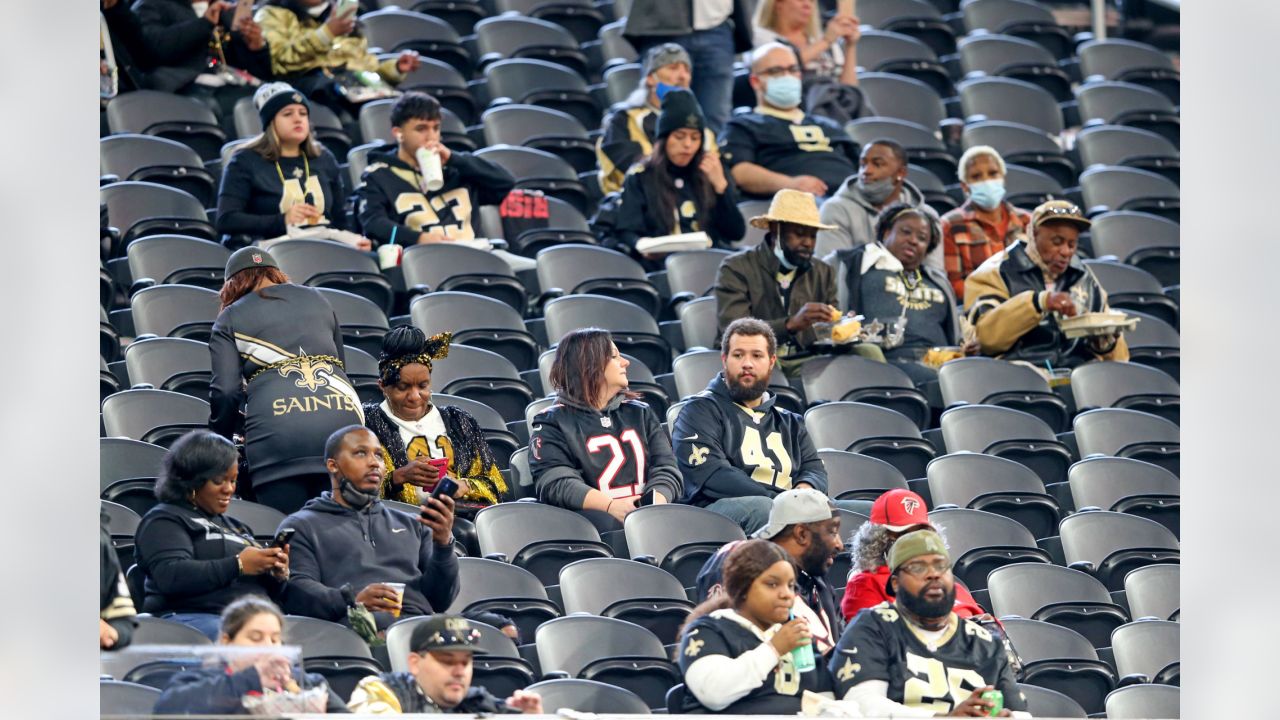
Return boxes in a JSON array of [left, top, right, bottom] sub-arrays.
[[254, 473, 332, 515]]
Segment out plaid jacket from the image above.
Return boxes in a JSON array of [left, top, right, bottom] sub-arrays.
[[940, 201, 1032, 297]]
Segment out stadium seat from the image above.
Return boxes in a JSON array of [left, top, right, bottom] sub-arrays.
[[268, 239, 394, 314], [1078, 39, 1180, 104], [507, 446, 535, 499], [314, 288, 389, 359], [130, 284, 220, 342], [926, 507, 1051, 591], [475, 502, 613, 585], [358, 99, 474, 150], [1076, 126, 1178, 187], [536, 245, 661, 316], [1073, 408, 1179, 476], [664, 250, 731, 310], [1070, 361, 1179, 424], [101, 500, 142, 543], [101, 181, 216, 256], [130, 615, 213, 645], [855, 29, 952, 97], [998, 617, 1116, 715], [124, 337, 212, 401], [676, 297, 720, 353], [956, 33, 1072, 102], [482, 105, 596, 174], [939, 404, 1072, 485], [1059, 510, 1179, 591], [559, 559, 693, 642], [669, 349, 801, 410], [525, 677, 650, 713], [957, 76, 1064, 137], [937, 356, 1069, 432], [428, 344, 535, 424], [1083, 260, 1179, 327], [433, 391, 523, 468], [535, 615, 679, 710], [602, 63, 642, 107], [988, 561, 1129, 648], [623, 504, 745, 591], [126, 235, 228, 294], [820, 450, 910, 501], [411, 291, 539, 371], [447, 557, 562, 641], [846, 117, 958, 186], [597, 19, 638, 66], [800, 355, 930, 428], [105, 90, 226, 161], [1016, 682, 1087, 719], [117, 658, 207, 690], [1002, 163, 1064, 208], [398, 57, 480, 125], [411, 617, 534, 695], [360, 9, 472, 77], [1079, 166, 1179, 223], [1123, 564, 1179, 621], [804, 402, 936, 479], [926, 453, 1060, 539], [100, 134, 217, 207], [102, 389, 209, 448], [483, 194, 596, 258], [856, 0, 957, 56], [477, 145, 594, 217], [1112, 619, 1179, 685], [959, 0, 1074, 59], [1068, 457, 1179, 537], [736, 199, 771, 247], [100, 437, 166, 499], [1088, 210, 1179, 287], [1075, 81, 1179, 147], [961, 120, 1077, 188], [903, 163, 958, 214], [404, 0, 485, 36], [482, 59, 602, 132], [283, 615, 382, 701], [1105, 684, 1180, 719], [857, 72, 948, 132], [401, 243, 528, 315], [342, 345, 383, 405], [100, 679, 161, 716], [226, 498, 287, 541], [475, 15, 589, 77], [500, 0, 607, 45], [543, 295, 672, 373], [102, 356, 123, 402]]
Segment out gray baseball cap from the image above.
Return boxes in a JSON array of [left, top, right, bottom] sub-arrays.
[[752, 488, 835, 540]]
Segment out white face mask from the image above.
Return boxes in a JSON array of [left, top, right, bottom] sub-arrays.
[[306, 1, 331, 17], [191, 1, 209, 16]]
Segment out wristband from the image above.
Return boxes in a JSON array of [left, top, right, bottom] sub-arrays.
[[1032, 290, 1044, 314], [237, 555, 244, 574]]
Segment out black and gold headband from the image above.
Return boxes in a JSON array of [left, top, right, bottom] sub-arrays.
[[378, 331, 453, 378]]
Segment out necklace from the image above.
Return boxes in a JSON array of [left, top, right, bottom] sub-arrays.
[[275, 153, 310, 188], [898, 268, 923, 291]]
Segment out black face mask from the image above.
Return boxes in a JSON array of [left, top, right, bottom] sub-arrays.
[[337, 475, 377, 510]]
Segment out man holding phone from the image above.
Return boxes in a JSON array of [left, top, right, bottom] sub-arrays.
[[278, 425, 459, 630]]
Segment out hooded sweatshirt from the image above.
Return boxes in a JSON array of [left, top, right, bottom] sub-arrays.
[[815, 175, 943, 268], [673, 372, 827, 505], [281, 492, 459, 623]]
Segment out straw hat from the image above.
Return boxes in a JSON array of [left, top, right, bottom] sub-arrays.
[[748, 189, 837, 230]]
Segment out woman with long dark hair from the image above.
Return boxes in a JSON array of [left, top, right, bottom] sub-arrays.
[[611, 89, 745, 269], [676, 539, 827, 713], [527, 328, 682, 531], [208, 246, 364, 514], [135, 431, 291, 640]]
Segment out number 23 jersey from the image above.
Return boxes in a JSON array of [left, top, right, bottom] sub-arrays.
[[830, 602, 1027, 713], [528, 394, 683, 508]]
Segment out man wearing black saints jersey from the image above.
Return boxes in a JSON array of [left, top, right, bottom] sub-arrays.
[[529, 329, 682, 531], [720, 42, 859, 199], [674, 318, 871, 534], [830, 530, 1029, 717], [355, 92, 514, 248]]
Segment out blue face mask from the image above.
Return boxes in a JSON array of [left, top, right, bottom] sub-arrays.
[[654, 81, 678, 102], [764, 75, 803, 110], [968, 179, 1006, 210]]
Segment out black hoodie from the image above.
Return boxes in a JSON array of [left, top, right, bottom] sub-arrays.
[[673, 372, 827, 505], [281, 492, 459, 624]]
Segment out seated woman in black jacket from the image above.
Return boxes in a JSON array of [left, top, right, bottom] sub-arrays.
[[610, 89, 745, 270], [135, 430, 291, 641], [216, 82, 361, 248], [154, 596, 348, 715]]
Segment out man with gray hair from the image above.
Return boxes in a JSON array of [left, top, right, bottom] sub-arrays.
[[720, 42, 859, 199]]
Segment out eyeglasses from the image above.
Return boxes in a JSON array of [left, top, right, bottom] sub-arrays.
[[898, 559, 952, 577], [758, 65, 802, 78]]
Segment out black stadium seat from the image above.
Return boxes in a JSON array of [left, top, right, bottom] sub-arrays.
[[1068, 456, 1179, 537], [495, 0, 607, 45], [937, 356, 1069, 432], [1078, 39, 1180, 104], [622, 504, 745, 591], [282, 615, 382, 700], [100, 134, 217, 207], [961, 120, 1077, 189], [997, 617, 1116, 715], [1105, 684, 1180, 719], [361, 9, 472, 77], [989, 563, 1130, 649], [543, 295, 672, 373], [482, 105, 596, 174], [855, 29, 953, 97], [1084, 260, 1179, 327], [1059, 510, 1179, 591], [1124, 564, 1180, 621], [1074, 408, 1180, 476], [411, 291, 540, 371], [800, 355, 930, 427], [100, 680, 161, 716], [1087, 210, 1180, 286], [101, 182, 216, 255], [525, 678, 650, 714], [482, 59, 602, 132], [475, 15, 590, 77], [447, 557, 562, 641], [856, 72, 948, 133], [1075, 81, 1179, 146], [535, 615, 679, 710], [1070, 361, 1179, 424], [925, 507, 1051, 591], [940, 404, 1073, 485], [474, 502, 613, 586], [315, 287, 390, 359], [129, 284, 220, 341], [428, 345, 535, 424], [926, 453, 1060, 539], [958, 76, 1064, 136], [269, 239, 394, 313], [124, 337, 213, 401], [126, 234, 228, 293], [558, 559, 693, 645], [957, 33, 1072, 102], [857, 0, 957, 56], [535, 245, 661, 316], [401, 243, 528, 314], [804, 402, 936, 479], [960, 0, 1074, 60], [1112, 619, 1180, 686], [398, 57, 481, 125], [106, 90, 226, 161], [101, 388, 209, 448]]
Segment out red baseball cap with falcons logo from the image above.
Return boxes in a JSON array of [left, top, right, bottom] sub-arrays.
[[870, 488, 931, 532]]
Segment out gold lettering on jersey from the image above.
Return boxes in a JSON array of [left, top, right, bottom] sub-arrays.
[[885, 275, 946, 311], [773, 653, 801, 695], [684, 638, 704, 656], [278, 356, 333, 392], [279, 174, 327, 218], [902, 652, 989, 713], [789, 125, 832, 152], [962, 620, 992, 643], [836, 658, 861, 682], [406, 435, 456, 468], [394, 188, 475, 239], [874, 606, 899, 623], [271, 391, 361, 416], [740, 427, 794, 488]]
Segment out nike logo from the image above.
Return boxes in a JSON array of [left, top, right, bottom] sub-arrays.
[[680, 434, 700, 441], [840, 647, 858, 655], [391, 528, 407, 533]]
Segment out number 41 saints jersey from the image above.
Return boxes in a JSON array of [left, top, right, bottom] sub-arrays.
[[830, 602, 1027, 714], [674, 373, 828, 505]]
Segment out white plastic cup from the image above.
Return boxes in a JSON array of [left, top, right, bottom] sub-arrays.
[[376, 243, 402, 269], [415, 147, 444, 192], [384, 582, 406, 617]]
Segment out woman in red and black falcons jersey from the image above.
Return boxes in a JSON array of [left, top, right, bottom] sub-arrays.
[[528, 328, 683, 532]]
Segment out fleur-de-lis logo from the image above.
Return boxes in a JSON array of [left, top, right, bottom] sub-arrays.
[[688, 445, 709, 466], [836, 658, 861, 682], [278, 355, 333, 392]]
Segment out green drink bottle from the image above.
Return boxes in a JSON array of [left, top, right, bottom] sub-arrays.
[[789, 610, 815, 673]]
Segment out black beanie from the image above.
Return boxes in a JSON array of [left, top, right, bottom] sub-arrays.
[[656, 88, 706, 140], [254, 82, 311, 129]]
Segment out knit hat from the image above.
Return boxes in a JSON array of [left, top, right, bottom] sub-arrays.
[[1030, 200, 1091, 231], [643, 42, 692, 77], [749, 189, 837, 230], [254, 82, 311, 129], [885, 529, 949, 593], [408, 615, 482, 654], [224, 246, 279, 280], [751, 488, 835, 540], [655, 88, 706, 139], [870, 489, 931, 532]]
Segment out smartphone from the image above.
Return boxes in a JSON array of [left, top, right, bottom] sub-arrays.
[[232, 0, 254, 27], [428, 476, 460, 501], [270, 528, 295, 548], [335, 0, 360, 18], [837, 0, 856, 17], [426, 457, 450, 477]]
